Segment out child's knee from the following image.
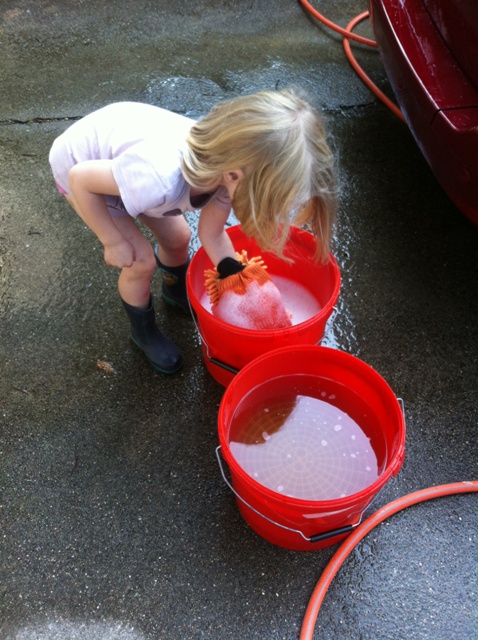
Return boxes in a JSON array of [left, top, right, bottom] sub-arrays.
[[166, 224, 191, 252], [141, 251, 158, 275], [145, 216, 191, 254], [125, 248, 156, 279]]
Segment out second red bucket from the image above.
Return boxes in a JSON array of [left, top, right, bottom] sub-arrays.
[[217, 345, 406, 551], [186, 225, 341, 386]]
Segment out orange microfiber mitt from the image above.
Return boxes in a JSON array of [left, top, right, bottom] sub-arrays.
[[204, 251, 292, 330]]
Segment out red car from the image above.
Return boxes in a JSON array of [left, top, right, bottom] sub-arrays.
[[369, 0, 478, 225]]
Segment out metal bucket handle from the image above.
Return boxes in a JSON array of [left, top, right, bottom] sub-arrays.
[[215, 398, 405, 543], [188, 301, 240, 375], [189, 299, 340, 378], [216, 445, 361, 544]]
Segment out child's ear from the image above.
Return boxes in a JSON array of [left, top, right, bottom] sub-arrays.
[[222, 169, 244, 186]]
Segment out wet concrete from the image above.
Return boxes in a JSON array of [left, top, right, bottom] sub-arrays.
[[1, 1, 477, 639]]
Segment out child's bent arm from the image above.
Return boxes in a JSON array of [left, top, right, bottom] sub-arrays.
[[68, 160, 135, 267], [197, 203, 236, 267]]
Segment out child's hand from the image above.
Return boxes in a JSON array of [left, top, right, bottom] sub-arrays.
[[103, 238, 136, 268], [204, 251, 292, 330]]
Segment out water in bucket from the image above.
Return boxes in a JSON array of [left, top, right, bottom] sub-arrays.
[[200, 274, 321, 327], [228, 373, 388, 501]]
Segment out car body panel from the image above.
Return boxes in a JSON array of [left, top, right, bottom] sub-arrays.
[[369, 0, 478, 224]]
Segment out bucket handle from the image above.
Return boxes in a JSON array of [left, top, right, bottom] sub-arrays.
[[188, 297, 341, 378], [216, 446, 362, 544], [398, 397, 405, 420], [188, 301, 240, 375], [189, 307, 340, 378]]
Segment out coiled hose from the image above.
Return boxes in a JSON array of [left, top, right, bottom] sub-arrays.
[[298, 0, 406, 121]]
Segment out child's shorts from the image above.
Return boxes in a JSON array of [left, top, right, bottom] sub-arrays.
[[56, 183, 68, 195], [55, 182, 129, 218]]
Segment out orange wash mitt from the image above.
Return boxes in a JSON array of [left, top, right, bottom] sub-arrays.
[[204, 251, 292, 330]]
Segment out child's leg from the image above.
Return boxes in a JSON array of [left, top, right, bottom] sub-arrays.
[[111, 215, 157, 307], [62, 194, 182, 372], [64, 192, 156, 306], [110, 216, 183, 373], [141, 215, 191, 267], [142, 216, 191, 313]]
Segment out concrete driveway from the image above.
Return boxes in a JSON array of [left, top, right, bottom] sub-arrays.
[[1, 1, 477, 638]]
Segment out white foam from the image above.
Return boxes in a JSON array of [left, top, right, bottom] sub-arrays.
[[215, 280, 291, 329], [271, 275, 321, 324], [199, 273, 321, 326]]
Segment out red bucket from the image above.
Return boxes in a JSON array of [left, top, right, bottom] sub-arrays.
[[186, 225, 340, 387], [217, 345, 405, 551]]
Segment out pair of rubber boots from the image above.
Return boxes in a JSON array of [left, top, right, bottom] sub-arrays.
[[121, 246, 190, 374]]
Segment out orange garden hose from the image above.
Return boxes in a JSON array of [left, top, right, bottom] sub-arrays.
[[298, 0, 406, 122], [299, 481, 478, 640], [298, 0, 376, 46]]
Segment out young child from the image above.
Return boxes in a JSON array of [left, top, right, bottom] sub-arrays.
[[49, 88, 337, 374]]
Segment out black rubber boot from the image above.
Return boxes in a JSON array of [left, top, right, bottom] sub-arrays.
[[154, 244, 190, 314], [121, 296, 183, 374]]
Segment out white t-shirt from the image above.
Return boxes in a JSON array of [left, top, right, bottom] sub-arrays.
[[49, 102, 231, 217]]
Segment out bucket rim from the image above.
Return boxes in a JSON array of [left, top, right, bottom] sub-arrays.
[[217, 344, 406, 509]]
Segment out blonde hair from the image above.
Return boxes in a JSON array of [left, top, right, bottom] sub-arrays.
[[182, 88, 337, 261]]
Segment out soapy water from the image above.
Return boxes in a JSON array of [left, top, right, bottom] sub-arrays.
[[213, 280, 292, 330], [200, 274, 321, 327], [228, 374, 387, 501]]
